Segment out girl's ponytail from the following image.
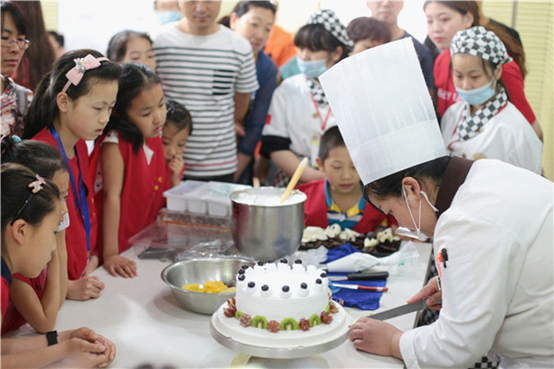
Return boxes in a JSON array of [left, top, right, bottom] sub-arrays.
[[22, 71, 57, 139], [22, 49, 122, 140], [105, 63, 161, 154]]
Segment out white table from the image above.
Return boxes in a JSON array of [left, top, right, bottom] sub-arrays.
[[52, 242, 432, 368]]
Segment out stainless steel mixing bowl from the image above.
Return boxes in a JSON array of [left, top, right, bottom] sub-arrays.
[[161, 256, 254, 315], [230, 187, 307, 261]]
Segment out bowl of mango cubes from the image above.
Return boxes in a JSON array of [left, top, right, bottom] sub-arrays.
[[161, 256, 255, 314]]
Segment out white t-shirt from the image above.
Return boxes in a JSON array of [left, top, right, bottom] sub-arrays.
[[153, 24, 259, 178], [441, 101, 542, 175], [262, 74, 336, 166]]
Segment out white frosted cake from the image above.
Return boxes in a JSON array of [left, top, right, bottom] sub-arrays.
[[211, 260, 349, 349]]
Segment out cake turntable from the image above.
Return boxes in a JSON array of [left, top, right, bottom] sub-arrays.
[[209, 303, 351, 359]]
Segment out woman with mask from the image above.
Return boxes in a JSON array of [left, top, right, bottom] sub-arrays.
[[425, 0, 543, 141], [260, 9, 352, 186], [320, 37, 553, 369], [441, 27, 542, 174]]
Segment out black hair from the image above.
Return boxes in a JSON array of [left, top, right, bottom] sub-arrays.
[[451, 55, 510, 101], [233, 1, 277, 18], [219, 1, 276, 28], [22, 49, 122, 140], [294, 24, 350, 61], [106, 30, 153, 63], [105, 62, 162, 154], [423, 1, 480, 27], [165, 99, 193, 136], [48, 30, 64, 47], [0, 1, 27, 37], [318, 126, 345, 162], [1, 163, 60, 231], [346, 17, 391, 44], [1, 138, 68, 179], [365, 156, 452, 203]]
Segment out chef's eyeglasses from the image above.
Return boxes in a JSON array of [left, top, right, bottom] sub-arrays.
[[1, 37, 30, 50]]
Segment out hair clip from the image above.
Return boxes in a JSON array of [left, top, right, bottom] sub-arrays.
[[61, 54, 110, 93], [29, 174, 46, 194]]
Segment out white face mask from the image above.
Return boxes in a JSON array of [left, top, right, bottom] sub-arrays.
[[57, 212, 70, 232], [395, 187, 438, 242]]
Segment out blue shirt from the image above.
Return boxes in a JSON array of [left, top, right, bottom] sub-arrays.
[[237, 50, 278, 157]]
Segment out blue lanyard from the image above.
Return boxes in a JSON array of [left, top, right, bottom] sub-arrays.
[[49, 126, 91, 252]]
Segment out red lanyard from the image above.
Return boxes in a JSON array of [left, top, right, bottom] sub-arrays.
[[310, 93, 332, 131]]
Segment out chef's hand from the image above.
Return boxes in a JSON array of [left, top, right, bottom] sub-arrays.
[[349, 318, 403, 359], [407, 276, 442, 311], [103, 255, 138, 278]]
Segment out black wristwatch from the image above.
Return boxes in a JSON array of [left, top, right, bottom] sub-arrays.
[[46, 330, 58, 346]]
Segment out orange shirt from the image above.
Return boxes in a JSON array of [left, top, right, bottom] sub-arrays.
[[264, 25, 296, 67]]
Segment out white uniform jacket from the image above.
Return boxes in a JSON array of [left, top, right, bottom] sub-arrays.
[[441, 101, 543, 175], [400, 159, 553, 368], [262, 74, 336, 161]]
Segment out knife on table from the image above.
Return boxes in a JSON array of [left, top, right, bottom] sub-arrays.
[[332, 283, 388, 292], [328, 271, 389, 281], [368, 299, 426, 321]]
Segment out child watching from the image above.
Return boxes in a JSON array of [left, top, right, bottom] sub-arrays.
[[22, 49, 121, 300], [1, 163, 115, 368], [162, 99, 192, 187], [296, 126, 395, 233], [1, 138, 70, 334], [91, 63, 168, 278], [106, 30, 156, 72]]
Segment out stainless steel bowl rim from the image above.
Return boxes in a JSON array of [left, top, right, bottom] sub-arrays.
[[161, 256, 255, 295]]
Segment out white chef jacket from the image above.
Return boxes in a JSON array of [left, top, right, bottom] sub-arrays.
[[262, 74, 336, 163], [400, 159, 554, 369], [441, 101, 542, 175]]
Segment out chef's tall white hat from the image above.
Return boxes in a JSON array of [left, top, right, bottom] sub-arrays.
[[319, 38, 447, 185]]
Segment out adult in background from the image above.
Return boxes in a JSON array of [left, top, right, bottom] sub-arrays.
[[225, 1, 278, 184], [47, 30, 65, 59], [11, 1, 55, 92], [424, 0, 543, 141], [441, 27, 542, 174], [154, 0, 259, 183], [366, 0, 435, 95], [1, 1, 32, 138], [260, 9, 352, 187], [346, 16, 391, 55]]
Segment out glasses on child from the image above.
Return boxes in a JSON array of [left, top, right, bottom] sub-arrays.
[[1, 37, 30, 50]]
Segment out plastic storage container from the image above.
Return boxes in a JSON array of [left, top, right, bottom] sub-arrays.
[[163, 181, 251, 216], [201, 182, 251, 216], [163, 180, 207, 212]]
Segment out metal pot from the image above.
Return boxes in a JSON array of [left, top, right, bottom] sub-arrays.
[[230, 187, 306, 261]]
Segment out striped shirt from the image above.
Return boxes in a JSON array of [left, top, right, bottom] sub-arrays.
[[154, 25, 259, 178]]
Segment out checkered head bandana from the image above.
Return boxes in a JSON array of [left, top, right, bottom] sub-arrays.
[[450, 26, 512, 65], [458, 85, 508, 141], [307, 9, 353, 49]]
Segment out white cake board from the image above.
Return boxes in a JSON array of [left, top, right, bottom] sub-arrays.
[[210, 303, 350, 359]]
